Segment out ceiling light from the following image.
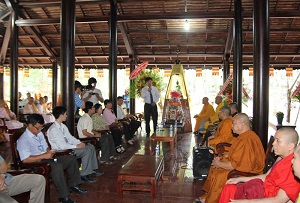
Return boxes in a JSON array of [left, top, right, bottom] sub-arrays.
[[184, 20, 190, 31]]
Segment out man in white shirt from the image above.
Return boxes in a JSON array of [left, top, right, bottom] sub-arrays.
[[82, 77, 104, 105], [141, 77, 160, 137], [47, 106, 103, 183], [116, 96, 141, 140], [77, 101, 114, 165]]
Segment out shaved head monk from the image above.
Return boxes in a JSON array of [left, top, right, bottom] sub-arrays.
[[198, 113, 265, 203], [193, 97, 215, 132], [219, 127, 300, 203]]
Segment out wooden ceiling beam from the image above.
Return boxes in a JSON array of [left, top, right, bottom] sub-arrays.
[[14, 61, 300, 67]]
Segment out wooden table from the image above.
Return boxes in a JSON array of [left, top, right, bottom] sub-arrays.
[[150, 128, 177, 156], [117, 154, 164, 203]]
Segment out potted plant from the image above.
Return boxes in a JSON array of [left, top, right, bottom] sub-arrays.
[[276, 111, 284, 125]]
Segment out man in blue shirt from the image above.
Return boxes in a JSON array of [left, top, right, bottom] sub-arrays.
[[17, 114, 88, 203], [74, 81, 85, 114]]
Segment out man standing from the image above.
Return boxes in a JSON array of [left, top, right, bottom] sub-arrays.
[[123, 89, 130, 113], [74, 80, 86, 114], [82, 77, 104, 105], [193, 97, 215, 133], [0, 155, 45, 203], [141, 77, 160, 137], [198, 113, 265, 203], [77, 101, 113, 165], [219, 127, 300, 203], [17, 114, 87, 203], [47, 106, 103, 183]]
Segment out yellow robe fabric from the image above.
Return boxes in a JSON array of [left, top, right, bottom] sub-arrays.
[[208, 116, 233, 150], [202, 130, 265, 203], [194, 103, 215, 131], [204, 102, 224, 129]]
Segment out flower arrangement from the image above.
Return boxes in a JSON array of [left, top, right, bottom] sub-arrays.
[[129, 69, 165, 98]]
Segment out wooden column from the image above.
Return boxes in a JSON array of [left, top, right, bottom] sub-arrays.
[[10, 10, 18, 115], [61, 0, 75, 134], [129, 58, 135, 114], [109, 1, 118, 114], [233, 0, 243, 112], [52, 60, 58, 108], [253, 0, 270, 150]]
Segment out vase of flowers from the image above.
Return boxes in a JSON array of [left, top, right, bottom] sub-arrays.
[[276, 111, 284, 125]]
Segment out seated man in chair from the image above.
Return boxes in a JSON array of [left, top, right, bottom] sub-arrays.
[[219, 127, 300, 203], [198, 113, 265, 203], [116, 96, 141, 144], [47, 106, 103, 183], [0, 155, 45, 203], [17, 114, 87, 203]]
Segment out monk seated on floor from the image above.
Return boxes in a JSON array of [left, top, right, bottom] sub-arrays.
[[218, 127, 300, 203], [196, 113, 265, 203], [200, 106, 233, 149]]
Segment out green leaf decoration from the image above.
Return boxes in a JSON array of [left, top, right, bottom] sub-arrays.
[[129, 69, 166, 98]]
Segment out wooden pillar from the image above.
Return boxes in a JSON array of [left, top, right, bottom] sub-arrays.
[[61, 0, 75, 134], [10, 10, 18, 115], [109, 1, 118, 114], [129, 58, 135, 114], [253, 0, 270, 150], [233, 0, 243, 112], [52, 60, 58, 108]]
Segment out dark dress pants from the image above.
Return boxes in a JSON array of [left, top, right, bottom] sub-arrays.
[[43, 155, 81, 198], [144, 103, 158, 134]]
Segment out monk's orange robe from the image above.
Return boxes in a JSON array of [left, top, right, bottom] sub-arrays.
[[208, 116, 233, 150], [204, 102, 224, 130], [202, 130, 265, 203], [219, 153, 300, 203], [194, 103, 215, 131]]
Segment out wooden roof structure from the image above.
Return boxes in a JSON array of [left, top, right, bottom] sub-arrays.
[[0, 0, 300, 69]]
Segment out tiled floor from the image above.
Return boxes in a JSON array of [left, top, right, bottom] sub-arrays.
[[0, 128, 206, 203]]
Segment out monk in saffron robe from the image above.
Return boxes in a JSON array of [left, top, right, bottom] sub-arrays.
[[218, 127, 300, 203], [199, 113, 265, 203], [292, 146, 300, 203], [201, 106, 233, 149], [194, 97, 215, 132], [203, 95, 224, 130]]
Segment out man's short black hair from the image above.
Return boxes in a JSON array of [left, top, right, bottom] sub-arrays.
[[75, 80, 82, 90], [117, 96, 123, 100], [52, 106, 67, 119], [145, 77, 152, 83], [88, 77, 97, 85], [104, 99, 111, 106], [27, 114, 45, 125], [83, 101, 93, 113]]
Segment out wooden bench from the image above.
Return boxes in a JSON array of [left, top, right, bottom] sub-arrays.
[[117, 154, 164, 202]]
